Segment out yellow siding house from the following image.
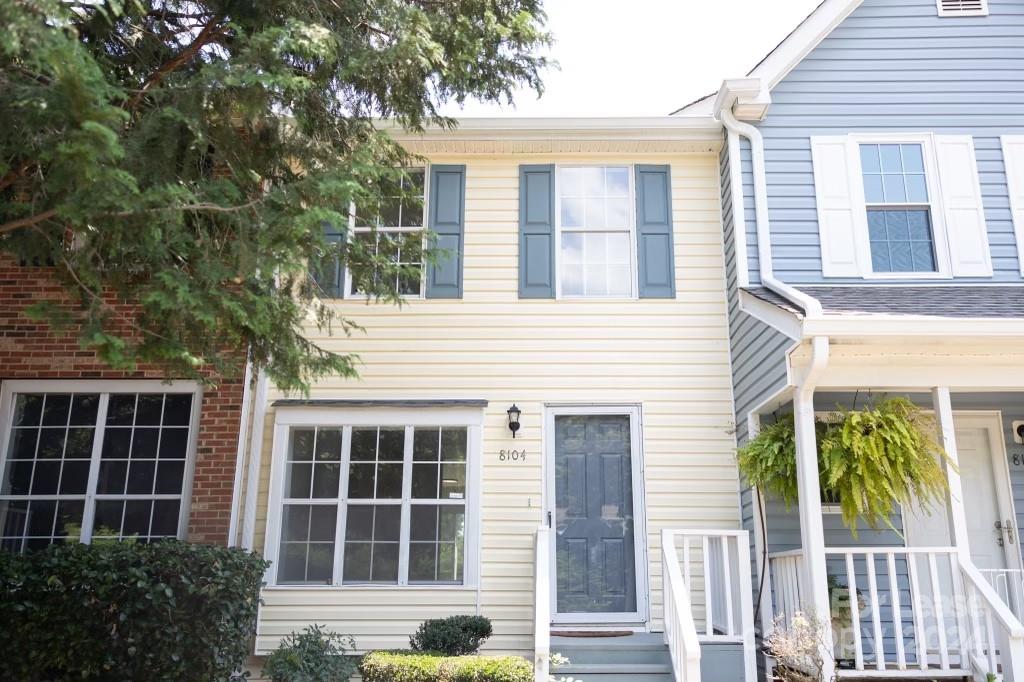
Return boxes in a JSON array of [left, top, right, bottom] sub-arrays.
[[233, 118, 753, 681]]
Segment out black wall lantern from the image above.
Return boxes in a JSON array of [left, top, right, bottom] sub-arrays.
[[507, 404, 521, 438]]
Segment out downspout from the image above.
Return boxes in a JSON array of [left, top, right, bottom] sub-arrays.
[[227, 356, 254, 548], [241, 369, 270, 551], [718, 103, 822, 318]]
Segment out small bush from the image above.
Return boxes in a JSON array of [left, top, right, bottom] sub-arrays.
[[0, 540, 268, 681], [262, 624, 357, 682], [410, 615, 493, 655], [360, 651, 533, 682]]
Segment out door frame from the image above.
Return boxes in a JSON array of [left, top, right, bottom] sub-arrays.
[[950, 411, 1024, 572], [543, 404, 650, 626]]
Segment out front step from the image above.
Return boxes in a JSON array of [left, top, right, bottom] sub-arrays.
[[551, 633, 673, 682]]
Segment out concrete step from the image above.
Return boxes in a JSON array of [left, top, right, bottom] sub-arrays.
[[549, 633, 673, 680]]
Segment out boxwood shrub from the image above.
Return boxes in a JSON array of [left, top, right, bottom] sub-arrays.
[[410, 615, 493, 655], [360, 651, 533, 682], [0, 540, 269, 681]]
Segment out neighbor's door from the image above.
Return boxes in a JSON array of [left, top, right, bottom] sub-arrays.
[[955, 416, 1018, 571], [549, 409, 646, 624], [905, 413, 1019, 571]]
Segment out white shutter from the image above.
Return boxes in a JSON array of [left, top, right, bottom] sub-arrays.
[[810, 136, 866, 277], [1001, 136, 1024, 276], [934, 135, 992, 277]]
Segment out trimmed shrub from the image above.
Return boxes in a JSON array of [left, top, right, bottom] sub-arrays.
[[410, 615, 493, 655], [360, 651, 533, 682], [262, 624, 357, 682], [0, 540, 268, 681]]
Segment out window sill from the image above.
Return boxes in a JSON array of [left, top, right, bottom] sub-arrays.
[[859, 271, 953, 280]]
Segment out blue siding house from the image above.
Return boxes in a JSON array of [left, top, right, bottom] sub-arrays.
[[682, 0, 1024, 679]]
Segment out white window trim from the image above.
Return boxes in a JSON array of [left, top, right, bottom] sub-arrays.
[[554, 164, 639, 300], [0, 379, 202, 545], [341, 167, 430, 301], [264, 406, 483, 589], [936, 0, 989, 17], [846, 133, 954, 280]]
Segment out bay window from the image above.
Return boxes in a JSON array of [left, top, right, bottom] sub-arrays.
[[269, 409, 479, 587]]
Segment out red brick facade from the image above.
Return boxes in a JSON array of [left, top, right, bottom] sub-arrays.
[[0, 256, 244, 545]]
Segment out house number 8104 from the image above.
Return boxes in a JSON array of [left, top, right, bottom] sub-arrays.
[[499, 449, 526, 462]]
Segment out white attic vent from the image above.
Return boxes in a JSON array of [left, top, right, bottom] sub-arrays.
[[937, 0, 988, 16]]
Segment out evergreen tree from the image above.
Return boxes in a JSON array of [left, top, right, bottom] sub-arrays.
[[0, 0, 549, 391]]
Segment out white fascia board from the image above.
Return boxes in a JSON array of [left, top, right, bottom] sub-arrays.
[[803, 315, 1024, 338], [713, 78, 772, 122], [747, 0, 864, 90], [380, 116, 722, 142], [738, 289, 803, 340]]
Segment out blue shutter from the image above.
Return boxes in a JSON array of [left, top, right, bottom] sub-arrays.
[[426, 165, 466, 298], [518, 165, 555, 298], [635, 165, 676, 298]]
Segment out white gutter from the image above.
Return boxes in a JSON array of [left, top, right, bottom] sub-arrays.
[[226, 357, 254, 547], [717, 92, 822, 319]]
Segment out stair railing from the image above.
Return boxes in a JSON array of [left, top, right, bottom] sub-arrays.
[[534, 525, 550, 682]]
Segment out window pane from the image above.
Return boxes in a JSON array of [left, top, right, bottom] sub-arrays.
[[860, 144, 881, 174], [882, 174, 907, 203], [376, 462, 404, 498], [350, 428, 377, 461], [560, 167, 585, 196], [440, 464, 466, 499], [863, 174, 884, 204], [162, 394, 193, 426], [584, 197, 605, 229], [562, 264, 584, 296], [581, 167, 604, 195], [135, 395, 164, 425], [412, 463, 439, 498], [902, 144, 925, 173], [906, 174, 928, 203], [106, 395, 137, 426], [409, 505, 465, 584], [879, 144, 903, 172], [286, 463, 313, 498], [440, 428, 467, 462], [347, 464, 375, 498], [42, 395, 71, 426], [291, 429, 315, 461], [562, 232, 583, 264], [561, 198, 584, 228], [345, 506, 373, 541], [69, 395, 100, 426], [413, 428, 439, 461], [885, 210, 910, 241], [606, 168, 629, 197], [13, 395, 44, 426]]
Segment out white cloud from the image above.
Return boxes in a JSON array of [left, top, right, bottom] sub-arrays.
[[443, 0, 822, 117]]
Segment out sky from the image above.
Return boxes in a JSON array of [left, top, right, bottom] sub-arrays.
[[443, 0, 823, 118]]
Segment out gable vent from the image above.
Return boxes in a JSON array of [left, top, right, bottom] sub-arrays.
[[937, 0, 988, 16]]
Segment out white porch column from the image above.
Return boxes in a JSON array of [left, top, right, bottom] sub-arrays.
[[932, 387, 970, 555], [793, 337, 834, 680], [793, 388, 835, 661]]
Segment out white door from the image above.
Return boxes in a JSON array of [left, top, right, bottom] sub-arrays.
[[905, 413, 1019, 571]]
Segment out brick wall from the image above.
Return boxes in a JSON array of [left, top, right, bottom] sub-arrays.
[[0, 256, 245, 545]]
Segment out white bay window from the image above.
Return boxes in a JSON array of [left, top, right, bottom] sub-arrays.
[[267, 408, 481, 587]]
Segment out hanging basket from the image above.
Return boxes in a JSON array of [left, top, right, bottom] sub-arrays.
[[737, 397, 951, 535]]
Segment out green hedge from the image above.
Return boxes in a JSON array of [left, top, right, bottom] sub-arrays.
[[360, 651, 533, 682], [0, 540, 269, 681]]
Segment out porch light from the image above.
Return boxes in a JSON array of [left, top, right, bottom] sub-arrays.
[[507, 404, 521, 438]]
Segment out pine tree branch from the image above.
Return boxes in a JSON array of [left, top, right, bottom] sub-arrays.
[[0, 208, 58, 234], [126, 16, 225, 111]]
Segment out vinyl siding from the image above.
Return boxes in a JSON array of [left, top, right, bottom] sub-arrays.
[[248, 152, 742, 656], [753, 0, 1024, 284]]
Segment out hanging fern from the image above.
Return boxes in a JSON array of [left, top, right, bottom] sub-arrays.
[[737, 397, 951, 535]]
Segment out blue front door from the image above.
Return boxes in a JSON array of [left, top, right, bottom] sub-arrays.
[[553, 414, 639, 620]]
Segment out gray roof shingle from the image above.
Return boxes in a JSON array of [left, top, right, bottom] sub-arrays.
[[744, 286, 1024, 319]]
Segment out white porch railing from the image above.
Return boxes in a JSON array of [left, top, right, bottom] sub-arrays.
[[534, 526, 550, 682], [767, 546, 1024, 680], [982, 569, 1024, 623], [662, 529, 757, 682]]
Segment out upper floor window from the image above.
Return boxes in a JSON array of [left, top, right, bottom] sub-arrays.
[[859, 143, 937, 273], [811, 134, 991, 279], [557, 166, 635, 298], [268, 409, 480, 587], [315, 169, 426, 298], [0, 383, 197, 552]]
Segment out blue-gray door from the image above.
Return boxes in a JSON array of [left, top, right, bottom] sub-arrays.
[[554, 414, 639, 619]]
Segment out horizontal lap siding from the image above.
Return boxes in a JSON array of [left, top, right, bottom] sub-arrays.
[[755, 0, 1024, 284], [251, 153, 741, 656]]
